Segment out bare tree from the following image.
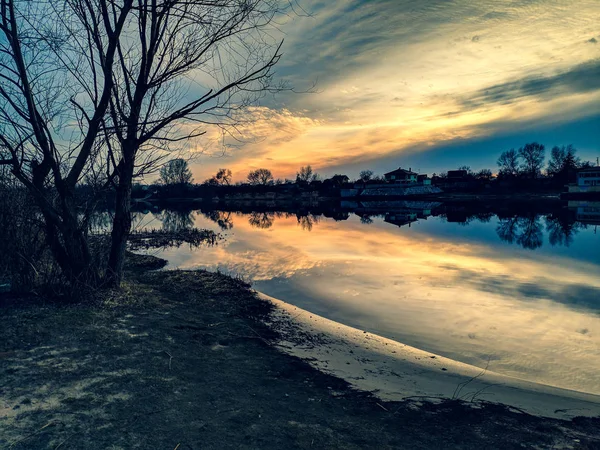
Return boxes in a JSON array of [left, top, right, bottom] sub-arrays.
[[215, 168, 232, 186], [547, 144, 579, 180], [100, 0, 287, 285], [296, 165, 318, 184], [160, 159, 193, 185], [359, 169, 373, 183], [497, 148, 520, 178], [247, 168, 273, 185], [0, 0, 288, 288], [518, 142, 545, 179], [475, 169, 493, 181], [0, 0, 134, 287]]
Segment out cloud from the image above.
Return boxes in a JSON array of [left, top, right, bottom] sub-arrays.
[[460, 60, 600, 109], [448, 267, 600, 314], [183, 0, 600, 180]]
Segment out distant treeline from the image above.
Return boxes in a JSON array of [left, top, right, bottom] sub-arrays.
[[149, 142, 596, 194]]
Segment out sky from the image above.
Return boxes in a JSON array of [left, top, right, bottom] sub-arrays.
[[191, 0, 600, 182]]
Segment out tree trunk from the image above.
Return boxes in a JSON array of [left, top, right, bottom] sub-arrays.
[[105, 158, 134, 287], [38, 193, 99, 288]]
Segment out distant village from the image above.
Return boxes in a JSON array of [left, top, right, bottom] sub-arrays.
[[141, 142, 600, 202]]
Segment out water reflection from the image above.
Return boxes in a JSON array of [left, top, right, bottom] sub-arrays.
[[141, 201, 600, 395], [156, 209, 196, 233], [496, 215, 544, 250]]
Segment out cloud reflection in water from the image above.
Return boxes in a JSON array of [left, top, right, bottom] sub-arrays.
[[149, 211, 600, 395]]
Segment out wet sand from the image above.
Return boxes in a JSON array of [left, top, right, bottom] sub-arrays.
[[260, 293, 600, 419]]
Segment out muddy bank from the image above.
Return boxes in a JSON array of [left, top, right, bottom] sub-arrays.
[[1, 257, 599, 449]]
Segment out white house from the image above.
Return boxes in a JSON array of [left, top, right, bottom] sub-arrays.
[[384, 167, 418, 184], [568, 167, 600, 194]]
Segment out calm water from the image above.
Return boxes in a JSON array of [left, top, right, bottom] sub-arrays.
[[136, 204, 600, 395]]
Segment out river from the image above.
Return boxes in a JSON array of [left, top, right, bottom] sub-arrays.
[[133, 201, 600, 396]]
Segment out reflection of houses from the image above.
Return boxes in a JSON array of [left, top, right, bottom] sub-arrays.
[[567, 167, 600, 195], [445, 211, 469, 223], [382, 203, 439, 228], [384, 211, 418, 228], [568, 201, 600, 225], [384, 167, 418, 184]]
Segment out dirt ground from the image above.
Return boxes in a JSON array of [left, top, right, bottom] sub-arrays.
[[1, 256, 599, 449]]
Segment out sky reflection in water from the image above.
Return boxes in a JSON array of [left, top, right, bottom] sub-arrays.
[[141, 209, 600, 395]]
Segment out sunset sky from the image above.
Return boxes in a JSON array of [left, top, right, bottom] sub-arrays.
[[192, 0, 600, 182]]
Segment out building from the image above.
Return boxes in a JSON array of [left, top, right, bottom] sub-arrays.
[[384, 167, 418, 184], [417, 174, 431, 185], [567, 167, 600, 195], [447, 169, 469, 180], [577, 167, 600, 187]]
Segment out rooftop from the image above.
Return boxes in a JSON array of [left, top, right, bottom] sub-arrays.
[[384, 167, 417, 176]]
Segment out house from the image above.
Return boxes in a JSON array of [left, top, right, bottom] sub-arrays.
[[447, 169, 469, 180], [567, 167, 600, 195], [576, 167, 600, 187], [384, 167, 418, 184], [417, 174, 431, 185]]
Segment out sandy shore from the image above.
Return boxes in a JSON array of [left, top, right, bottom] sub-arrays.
[[260, 293, 600, 419]]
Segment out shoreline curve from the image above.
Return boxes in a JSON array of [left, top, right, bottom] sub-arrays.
[[258, 292, 600, 419]]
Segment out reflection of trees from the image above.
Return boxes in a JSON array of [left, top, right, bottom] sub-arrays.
[[360, 214, 373, 225], [546, 215, 581, 247], [297, 213, 321, 231], [496, 215, 543, 250], [516, 216, 543, 250], [474, 212, 494, 223], [202, 210, 233, 231], [248, 212, 275, 229], [496, 217, 520, 244], [158, 210, 195, 233]]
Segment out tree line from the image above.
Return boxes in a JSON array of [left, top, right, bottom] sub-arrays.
[[159, 142, 596, 191], [496, 142, 593, 181], [159, 161, 352, 188]]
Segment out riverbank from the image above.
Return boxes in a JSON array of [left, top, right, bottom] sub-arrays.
[[1, 257, 599, 449], [264, 294, 600, 419]]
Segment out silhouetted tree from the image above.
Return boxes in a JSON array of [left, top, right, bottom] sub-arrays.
[[359, 170, 374, 183], [0, 0, 288, 288], [160, 159, 193, 185], [475, 169, 493, 181], [205, 168, 232, 186], [497, 149, 520, 178], [547, 145, 580, 183], [519, 143, 545, 178], [296, 165, 319, 184], [215, 169, 232, 186], [247, 168, 274, 185]]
